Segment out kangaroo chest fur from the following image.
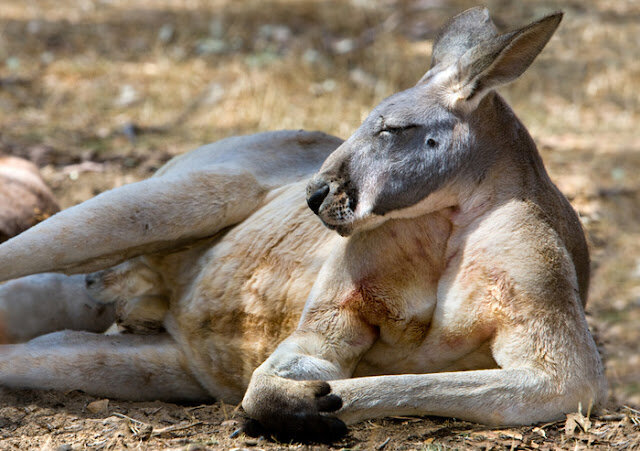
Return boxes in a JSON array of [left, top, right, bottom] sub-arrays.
[[166, 182, 497, 401]]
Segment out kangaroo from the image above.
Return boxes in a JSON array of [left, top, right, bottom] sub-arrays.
[[0, 8, 606, 442]]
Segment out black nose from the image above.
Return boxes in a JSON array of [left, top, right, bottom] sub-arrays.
[[307, 184, 330, 215], [85, 274, 97, 288]]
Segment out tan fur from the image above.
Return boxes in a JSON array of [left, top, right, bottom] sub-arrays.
[[86, 259, 169, 333], [0, 8, 606, 440]]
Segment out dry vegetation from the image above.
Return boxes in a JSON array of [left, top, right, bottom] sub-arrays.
[[0, 0, 639, 449]]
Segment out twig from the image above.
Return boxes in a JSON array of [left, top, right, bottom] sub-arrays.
[[112, 412, 147, 425], [537, 418, 565, 429], [598, 413, 626, 421], [112, 412, 153, 439], [185, 405, 208, 412], [151, 421, 202, 436], [220, 400, 229, 421], [377, 437, 391, 450], [623, 405, 640, 415], [388, 416, 422, 422]]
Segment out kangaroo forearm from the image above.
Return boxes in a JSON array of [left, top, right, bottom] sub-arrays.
[[254, 333, 353, 381], [331, 369, 600, 426]]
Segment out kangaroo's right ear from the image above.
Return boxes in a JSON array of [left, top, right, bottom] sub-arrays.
[[445, 11, 563, 111]]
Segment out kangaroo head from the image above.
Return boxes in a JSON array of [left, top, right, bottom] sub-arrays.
[[306, 8, 562, 236]]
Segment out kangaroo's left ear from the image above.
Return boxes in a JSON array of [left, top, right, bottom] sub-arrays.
[[451, 12, 562, 111]]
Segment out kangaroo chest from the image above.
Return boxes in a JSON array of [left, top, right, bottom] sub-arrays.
[[346, 219, 497, 376]]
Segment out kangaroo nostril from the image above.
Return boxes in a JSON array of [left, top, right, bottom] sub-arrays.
[[85, 274, 96, 288], [307, 184, 330, 215]]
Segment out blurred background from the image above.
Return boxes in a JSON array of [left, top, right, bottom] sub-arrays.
[[0, 0, 638, 415]]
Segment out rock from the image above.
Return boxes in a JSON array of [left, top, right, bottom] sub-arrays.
[[86, 399, 109, 414]]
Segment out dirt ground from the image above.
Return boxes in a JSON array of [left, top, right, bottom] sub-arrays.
[[1, 0, 639, 449]]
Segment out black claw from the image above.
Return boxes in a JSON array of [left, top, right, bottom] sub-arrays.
[[314, 381, 332, 397], [323, 416, 348, 440], [241, 413, 348, 444], [241, 381, 347, 444], [241, 417, 268, 438], [316, 393, 343, 412]]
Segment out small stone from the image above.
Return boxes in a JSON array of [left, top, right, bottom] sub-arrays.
[[27, 20, 42, 34], [196, 38, 228, 55], [40, 51, 54, 65], [332, 38, 355, 54], [86, 399, 109, 414], [158, 24, 175, 43], [611, 167, 625, 182], [204, 83, 225, 105], [245, 51, 279, 68], [303, 48, 320, 64], [6, 57, 20, 71], [115, 85, 139, 107], [258, 24, 291, 43]]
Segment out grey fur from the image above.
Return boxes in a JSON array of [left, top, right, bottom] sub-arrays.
[[431, 7, 499, 68], [307, 10, 564, 227]]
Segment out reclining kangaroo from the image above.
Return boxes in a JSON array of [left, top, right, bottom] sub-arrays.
[[0, 8, 606, 441]]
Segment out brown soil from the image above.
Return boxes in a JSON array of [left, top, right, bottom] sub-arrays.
[[1, 0, 639, 449]]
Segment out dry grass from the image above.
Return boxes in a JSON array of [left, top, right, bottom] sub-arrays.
[[1, 0, 639, 449]]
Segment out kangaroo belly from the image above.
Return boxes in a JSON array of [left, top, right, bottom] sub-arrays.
[[168, 182, 339, 401]]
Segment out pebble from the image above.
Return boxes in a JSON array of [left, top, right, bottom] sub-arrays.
[[86, 399, 109, 414]]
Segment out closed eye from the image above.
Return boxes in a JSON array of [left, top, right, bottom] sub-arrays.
[[378, 124, 418, 136]]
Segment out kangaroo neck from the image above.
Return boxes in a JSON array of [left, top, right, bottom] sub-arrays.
[[339, 208, 453, 284]]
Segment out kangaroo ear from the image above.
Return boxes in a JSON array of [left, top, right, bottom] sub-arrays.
[[432, 7, 500, 69], [417, 7, 499, 85], [449, 11, 562, 109]]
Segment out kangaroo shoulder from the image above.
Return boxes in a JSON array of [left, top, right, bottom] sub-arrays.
[[459, 199, 582, 304]]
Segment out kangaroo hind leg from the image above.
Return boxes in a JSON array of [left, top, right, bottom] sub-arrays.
[[0, 273, 115, 343], [0, 130, 342, 282], [0, 331, 211, 403]]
